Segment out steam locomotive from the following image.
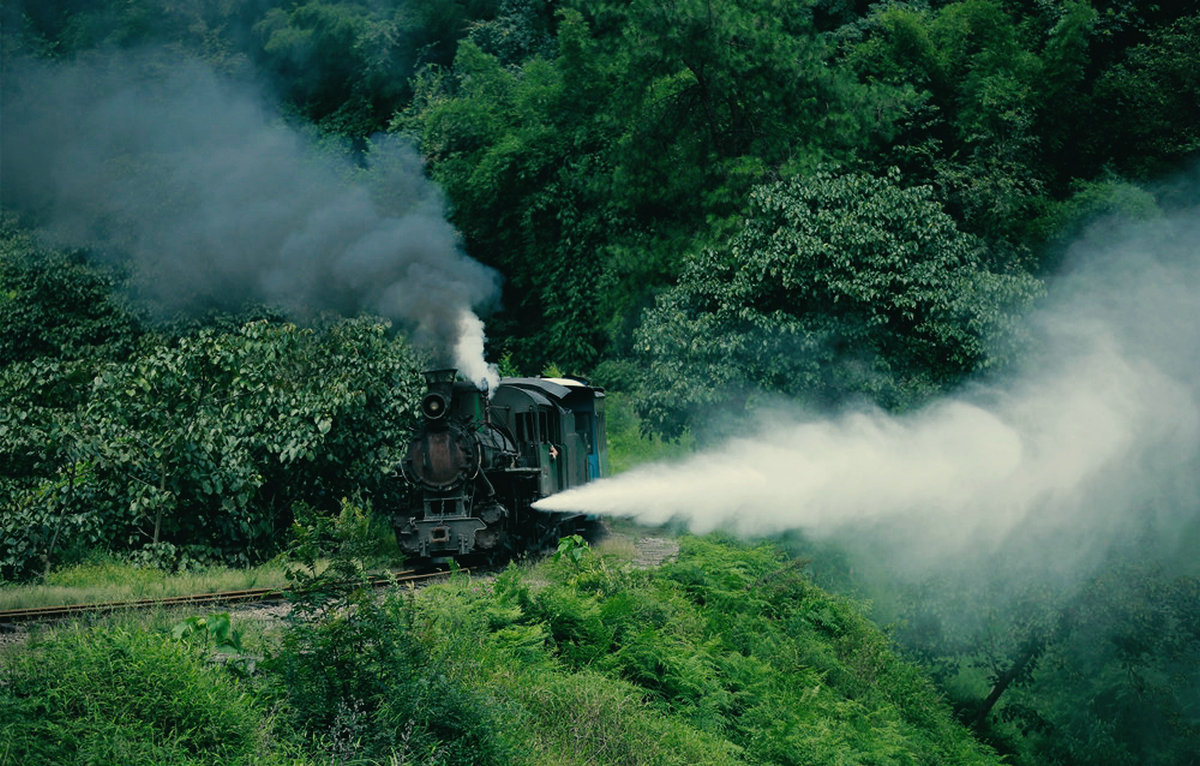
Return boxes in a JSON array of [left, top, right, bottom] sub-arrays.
[[392, 368, 608, 561]]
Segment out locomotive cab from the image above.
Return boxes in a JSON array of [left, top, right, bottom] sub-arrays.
[[489, 377, 608, 497], [394, 369, 607, 562]]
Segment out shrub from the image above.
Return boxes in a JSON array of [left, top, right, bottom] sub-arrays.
[[267, 507, 513, 765], [0, 623, 295, 766]]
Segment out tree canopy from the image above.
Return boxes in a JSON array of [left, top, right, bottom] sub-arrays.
[[3, 4, 1200, 761], [633, 168, 1042, 438]]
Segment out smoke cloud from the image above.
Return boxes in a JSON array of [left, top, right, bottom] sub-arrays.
[[540, 177, 1200, 586], [0, 52, 500, 388]]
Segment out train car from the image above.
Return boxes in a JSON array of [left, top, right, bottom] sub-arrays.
[[393, 368, 607, 561]]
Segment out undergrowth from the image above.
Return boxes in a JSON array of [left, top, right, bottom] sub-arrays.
[[421, 534, 1000, 765], [1, 528, 998, 765], [0, 622, 297, 765], [0, 551, 295, 611]]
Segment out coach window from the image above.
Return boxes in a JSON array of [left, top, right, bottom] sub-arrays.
[[575, 412, 593, 453]]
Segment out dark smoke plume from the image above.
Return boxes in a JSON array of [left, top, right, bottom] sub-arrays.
[[1, 51, 500, 386]]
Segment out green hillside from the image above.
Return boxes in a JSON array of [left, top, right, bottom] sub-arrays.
[[1, 535, 998, 765], [3, 2, 1199, 765]]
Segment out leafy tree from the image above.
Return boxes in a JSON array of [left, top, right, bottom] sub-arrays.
[[398, 34, 613, 370], [1, 317, 423, 579], [0, 221, 141, 578], [0, 220, 138, 365], [600, 0, 910, 185], [466, 0, 558, 65], [81, 319, 421, 562], [845, 0, 1047, 259], [254, 0, 497, 135], [999, 561, 1200, 766], [1086, 13, 1200, 182], [1026, 174, 1162, 274], [890, 551, 1200, 766], [1029, 0, 1099, 184], [844, 1, 1200, 264], [2, 0, 274, 75], [0, 360, 105, 579], [402, 0, 911, 371], [632, 168, 1042, 439]]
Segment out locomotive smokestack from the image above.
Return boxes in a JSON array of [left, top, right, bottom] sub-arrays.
[[420, 369, 457, 425]]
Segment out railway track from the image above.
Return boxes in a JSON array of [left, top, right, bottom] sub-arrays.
[[0, 566, 465, 625]]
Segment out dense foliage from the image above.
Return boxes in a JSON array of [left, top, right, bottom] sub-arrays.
[[1, 221, 424, 578], [880, 549, 1200, 766], [5, 0, 1195, 409], [3, 2, 1199, 764], [4, 0, 1195, 427], [0, 535, 1001, 765], [634, 168, 1043, 436]]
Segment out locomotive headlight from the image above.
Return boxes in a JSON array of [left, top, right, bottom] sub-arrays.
[[421, 392, 449, 420]]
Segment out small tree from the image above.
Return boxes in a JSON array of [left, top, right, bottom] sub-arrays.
[[74, 318, 423, 566], [633, 168, 1042, 438]]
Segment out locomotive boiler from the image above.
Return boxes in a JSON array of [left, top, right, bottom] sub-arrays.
[[393, 368, 608, 561]]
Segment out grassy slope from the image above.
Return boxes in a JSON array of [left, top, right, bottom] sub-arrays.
[[448, 536, 998, 765], [0, 556, 296, 611], [1, 535, 996, 765]]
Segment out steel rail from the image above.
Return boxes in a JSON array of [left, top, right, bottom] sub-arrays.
[[0, 567, 466, 624]]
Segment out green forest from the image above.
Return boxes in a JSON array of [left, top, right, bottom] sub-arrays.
[[2, 0, 1199, 764]]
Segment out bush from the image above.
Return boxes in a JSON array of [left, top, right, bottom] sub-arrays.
[[410, 535, 1000, 765], [1, 315, 424, 580], [267, 507, 513, 766], [0, 623, 295, 765]]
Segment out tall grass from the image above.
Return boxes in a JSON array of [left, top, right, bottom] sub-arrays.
[[0, 552, 296, 611], [0, 619, 304, 766], [2, 530, 1000, 765], [408, 536, 1001, 765]]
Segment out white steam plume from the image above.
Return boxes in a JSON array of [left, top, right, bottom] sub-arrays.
[[454, 310, 500, 393], [539, 182, 1200, 581], [0, 51, 500, 384]]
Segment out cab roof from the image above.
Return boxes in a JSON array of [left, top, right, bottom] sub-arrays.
[[499, 376, 604, 403]]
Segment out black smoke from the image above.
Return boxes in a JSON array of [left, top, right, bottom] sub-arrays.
[[1, 51, 500, 384]]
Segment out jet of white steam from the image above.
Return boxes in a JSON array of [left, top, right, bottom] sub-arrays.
[[538, 194, 1200, 579], [454, 310, 500, 392]]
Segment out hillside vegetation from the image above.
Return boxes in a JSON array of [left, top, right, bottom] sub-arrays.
[[3, 0, 1198, 571], [2, 2, 1199, 765], [1, 535, 998, 765]]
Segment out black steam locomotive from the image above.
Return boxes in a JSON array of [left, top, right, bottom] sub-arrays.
[[392, 369, 608, 561]]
